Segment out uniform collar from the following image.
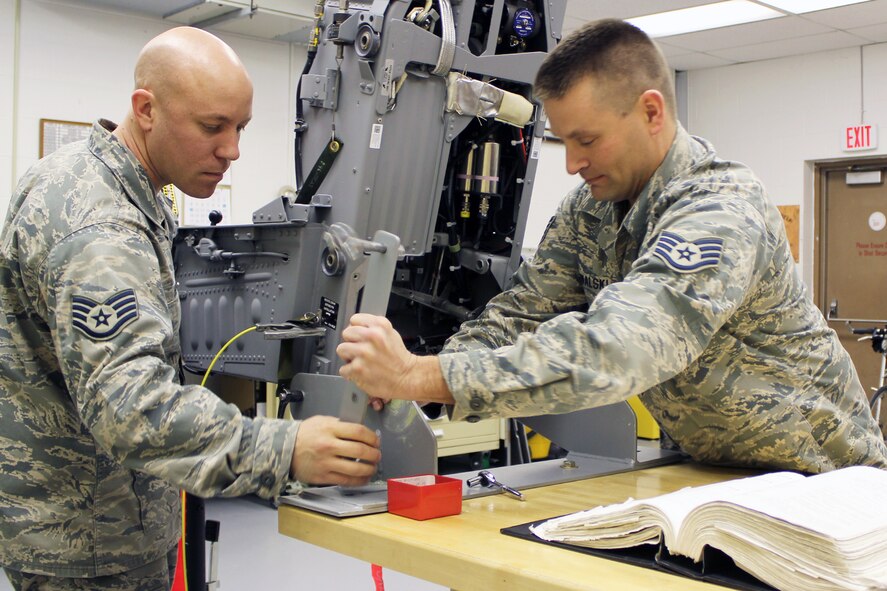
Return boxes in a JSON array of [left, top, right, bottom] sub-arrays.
[[88, 119, 167, 231], [622, 123, 716, 243]]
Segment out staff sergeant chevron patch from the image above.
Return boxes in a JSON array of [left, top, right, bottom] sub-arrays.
[[653, 231, 724, 273], [72, 289, 140, 340]]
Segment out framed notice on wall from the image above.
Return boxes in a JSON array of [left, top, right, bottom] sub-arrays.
[[173, 168, 233, 226], [180, 184, 232, 226], [39, 119, 92, 158]]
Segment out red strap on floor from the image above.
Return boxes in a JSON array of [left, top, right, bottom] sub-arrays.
[[170, 537, 186, 591], [371, 563, 385, 591], [171, 490, 187, 591]]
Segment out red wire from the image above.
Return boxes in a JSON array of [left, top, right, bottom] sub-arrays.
[[518, 129, 528, 163]]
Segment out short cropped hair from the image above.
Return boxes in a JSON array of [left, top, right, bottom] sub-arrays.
[[535, 19, 676, 119]]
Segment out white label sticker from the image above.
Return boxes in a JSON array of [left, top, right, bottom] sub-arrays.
[[869, 211, 886, 232], [380, 59, 394, 98], [529, 136, 542, 160], [369, 123, 383, 150]]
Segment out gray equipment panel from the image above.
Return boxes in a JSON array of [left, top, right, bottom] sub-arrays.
[[175, 0, 682, 518], [175, 222, 327, 382]]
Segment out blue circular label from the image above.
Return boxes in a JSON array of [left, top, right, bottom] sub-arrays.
[[513, 8, 536, 38]]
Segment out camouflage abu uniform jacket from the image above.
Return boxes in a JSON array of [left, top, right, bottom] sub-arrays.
[[439, 125, 887, 473], [0, 120, 298, 577]]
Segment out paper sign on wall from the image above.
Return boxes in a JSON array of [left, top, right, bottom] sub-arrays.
[[181, 185, 232, 226]]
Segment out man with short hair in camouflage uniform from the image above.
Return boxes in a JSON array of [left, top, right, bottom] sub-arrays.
[[0, 27, 381, 590], [337, 19, 887, 473]]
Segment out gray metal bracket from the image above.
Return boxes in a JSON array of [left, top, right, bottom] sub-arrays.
[[521, 403, 638, 462], [301, 68, 340, 110], [288, 373, 437, 483], [453, 444, 684, 502], [252, 193, 331, 224], [453, 403, 684, 499], [358, 59, 376, 95], [459, 248, 510, 290]]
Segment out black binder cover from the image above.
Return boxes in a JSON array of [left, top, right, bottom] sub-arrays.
[[502, 519, 776, 591]]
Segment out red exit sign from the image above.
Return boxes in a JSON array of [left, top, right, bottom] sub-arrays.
[[844, 124, 878, 152]]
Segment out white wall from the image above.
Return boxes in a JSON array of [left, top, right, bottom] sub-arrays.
[[522, 140, 581, 255], [686, 43, 887, 286], [0, 0, 17, 202], [3, 0, 304, 225]]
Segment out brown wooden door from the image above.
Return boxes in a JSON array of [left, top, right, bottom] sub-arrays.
[[816, 160, 887, 428]]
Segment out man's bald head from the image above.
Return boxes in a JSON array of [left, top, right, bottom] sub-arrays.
[[116, 26, 253, 198], [134, 26, 251, 104]]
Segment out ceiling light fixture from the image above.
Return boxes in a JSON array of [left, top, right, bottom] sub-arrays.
[[757, 0, 872, 14], [626, 0, 784, 38]]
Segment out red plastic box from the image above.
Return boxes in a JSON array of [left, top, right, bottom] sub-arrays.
[[387, 474, 463, 520]]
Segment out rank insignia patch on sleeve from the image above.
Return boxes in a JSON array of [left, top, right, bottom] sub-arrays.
[[652, 231, 724, 273], [72, 289, 139, 340]]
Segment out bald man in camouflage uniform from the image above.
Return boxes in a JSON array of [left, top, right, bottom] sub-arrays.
[[337, 19, 887, 474], [0, 28, 380, 590]]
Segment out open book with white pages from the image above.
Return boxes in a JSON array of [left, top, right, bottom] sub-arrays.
[[529, 466, 887, 591]]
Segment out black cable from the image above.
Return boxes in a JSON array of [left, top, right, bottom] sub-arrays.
[[184, 494, 206, 591], [492, 193, 515, 240], [294, 50, 317, 191], [871, 385, 887, 412]]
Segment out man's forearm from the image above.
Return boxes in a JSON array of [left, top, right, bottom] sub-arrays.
[[411, 355, 455, 404]]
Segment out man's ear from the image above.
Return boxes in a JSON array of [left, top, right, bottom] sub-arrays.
[[131, 89, 156, 132], [639, 89, 666, 135]]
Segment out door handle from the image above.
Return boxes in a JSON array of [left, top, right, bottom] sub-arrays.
[[826, 299, 887, 324]]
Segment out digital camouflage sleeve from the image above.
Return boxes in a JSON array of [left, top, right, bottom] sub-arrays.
[[0, 120, 298, 577], [439, 125, 887, 474]]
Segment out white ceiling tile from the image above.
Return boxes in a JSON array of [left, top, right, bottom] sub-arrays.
[[709, 30, 871, 61], [656, 41, 697, 57], [795, 0, 887, 29], [564, 0, 716, 22], [66, 0, 190, 17], [849, 22, 887, 40], [208, 9, 312, 42], [661, 15, 832, 51], [667, 52, 738, 70], [56, 0, 887, 73]]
